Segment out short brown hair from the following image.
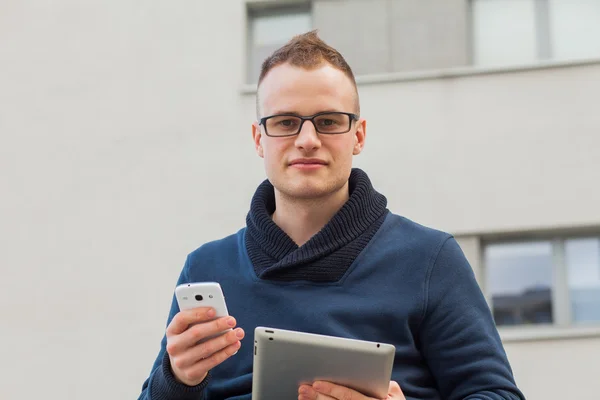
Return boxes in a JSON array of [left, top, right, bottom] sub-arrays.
[[256, 30, 359, 117]]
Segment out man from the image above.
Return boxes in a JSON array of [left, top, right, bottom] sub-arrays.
[[138, 31, 525, 400]]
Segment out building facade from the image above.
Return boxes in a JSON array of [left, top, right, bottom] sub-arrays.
[[1, 1, 599, 399]]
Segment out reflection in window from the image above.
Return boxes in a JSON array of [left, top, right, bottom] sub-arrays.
[[247, 6, 312, 83], [485, 241, 554, 326], [471, 0, 600, 67], [566, 238, 600, 323], [471, 0, 538, 67], [549, 0, 600, 61]]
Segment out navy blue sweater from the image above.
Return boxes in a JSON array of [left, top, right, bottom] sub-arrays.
[[138, 170, 524, 400]]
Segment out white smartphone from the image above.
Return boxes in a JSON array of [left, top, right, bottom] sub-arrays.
[[175, 282, 231, 343]]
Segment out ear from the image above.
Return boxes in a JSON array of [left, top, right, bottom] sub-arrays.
[[352, 118, 366, 155], [252, 121, 264, 158]]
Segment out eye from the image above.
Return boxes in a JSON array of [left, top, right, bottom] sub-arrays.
[[279, 119, 297, 127], [316, 117, 342, 128]]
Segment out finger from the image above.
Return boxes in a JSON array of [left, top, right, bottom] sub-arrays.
[[167, 316, 237, 355], [313, 381, 370, 400], [387, 381, 405, 400], [166, 307, 215, 336], [185, 339, 242, 376], [179, 316, 237, 347], [174, 327, 245, 369], [298, 394, 336, 400], [298, 384, 335, 400]]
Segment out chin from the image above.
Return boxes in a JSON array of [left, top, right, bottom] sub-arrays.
[[267, 166, 350, 200], [285, 186, 331, 200], [278, 177, 345, 200]]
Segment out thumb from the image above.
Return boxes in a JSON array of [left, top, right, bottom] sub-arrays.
[[387, 381, 405, 399]]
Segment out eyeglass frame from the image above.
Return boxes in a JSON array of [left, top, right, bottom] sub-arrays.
[[258, 111, 360, 137]]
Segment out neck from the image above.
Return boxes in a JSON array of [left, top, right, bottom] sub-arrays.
[[272, 183, 350, 246]]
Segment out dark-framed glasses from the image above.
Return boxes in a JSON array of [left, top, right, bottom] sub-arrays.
[[258, 111, 359, 137]]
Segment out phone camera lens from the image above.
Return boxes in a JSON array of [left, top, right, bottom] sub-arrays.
[[195, 295, 203, 301]]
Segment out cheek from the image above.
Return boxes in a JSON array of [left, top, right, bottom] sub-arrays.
[[262, 140, 288, 165], [328, 138, 356, 161]]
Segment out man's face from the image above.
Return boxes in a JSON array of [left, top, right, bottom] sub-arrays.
[[252, 62, 366, 201]]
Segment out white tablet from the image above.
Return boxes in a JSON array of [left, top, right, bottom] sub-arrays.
[[252, 326, 395, 400]]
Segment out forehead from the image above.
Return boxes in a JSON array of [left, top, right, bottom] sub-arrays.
[[258, 62, 356, 116]]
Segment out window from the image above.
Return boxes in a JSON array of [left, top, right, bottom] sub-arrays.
[[471, 0, 600, 67], [247, 4, 312, 83], [548, 0, 600, 61], [484, 236, 600, 328], [485, 241, 554, 326], [471, 0, 539, 66]]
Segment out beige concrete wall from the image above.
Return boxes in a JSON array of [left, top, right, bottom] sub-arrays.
[[1, 1, 598, 399], [504, 336, 600, 400], [354, 63, 600, 235], [0, 1, 260, 398]]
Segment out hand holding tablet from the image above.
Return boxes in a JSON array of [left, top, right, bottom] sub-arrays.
[[298, 380, 405, 400]]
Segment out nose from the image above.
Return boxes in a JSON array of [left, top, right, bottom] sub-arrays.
[[294, 120, 321, 151]]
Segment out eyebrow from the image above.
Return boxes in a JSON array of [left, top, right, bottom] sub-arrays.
[[267, 108, 344, 116]]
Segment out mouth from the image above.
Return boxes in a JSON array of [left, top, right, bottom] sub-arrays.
[[289, 159, 328, 170]]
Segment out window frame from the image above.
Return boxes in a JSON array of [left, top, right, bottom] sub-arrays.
[[482, 231, 600, 336]]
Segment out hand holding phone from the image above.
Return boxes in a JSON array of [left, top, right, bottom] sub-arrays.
[[175, 282, 231, 341], [165, 282, 245, 386]]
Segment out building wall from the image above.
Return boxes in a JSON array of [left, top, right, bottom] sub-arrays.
[[504, 336, 600, 400], [1, 0, 598, 399], [355, 64, 600, 235]]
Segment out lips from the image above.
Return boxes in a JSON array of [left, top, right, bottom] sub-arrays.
[[289, 158, 328, 166]]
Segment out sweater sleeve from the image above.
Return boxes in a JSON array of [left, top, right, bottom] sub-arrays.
[[137, 258, 210, 400], [418, 237, 526, 400]]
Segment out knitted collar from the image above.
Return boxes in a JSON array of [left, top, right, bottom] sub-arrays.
[[245, 168, 388, 282]]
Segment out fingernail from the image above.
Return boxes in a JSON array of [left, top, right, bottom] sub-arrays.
[[312, 382, 322, 391], [236, 328, 244, 338], [227, 317, 236, 327], [298, 386, 308, 394], [207, 308, 215, 317]]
